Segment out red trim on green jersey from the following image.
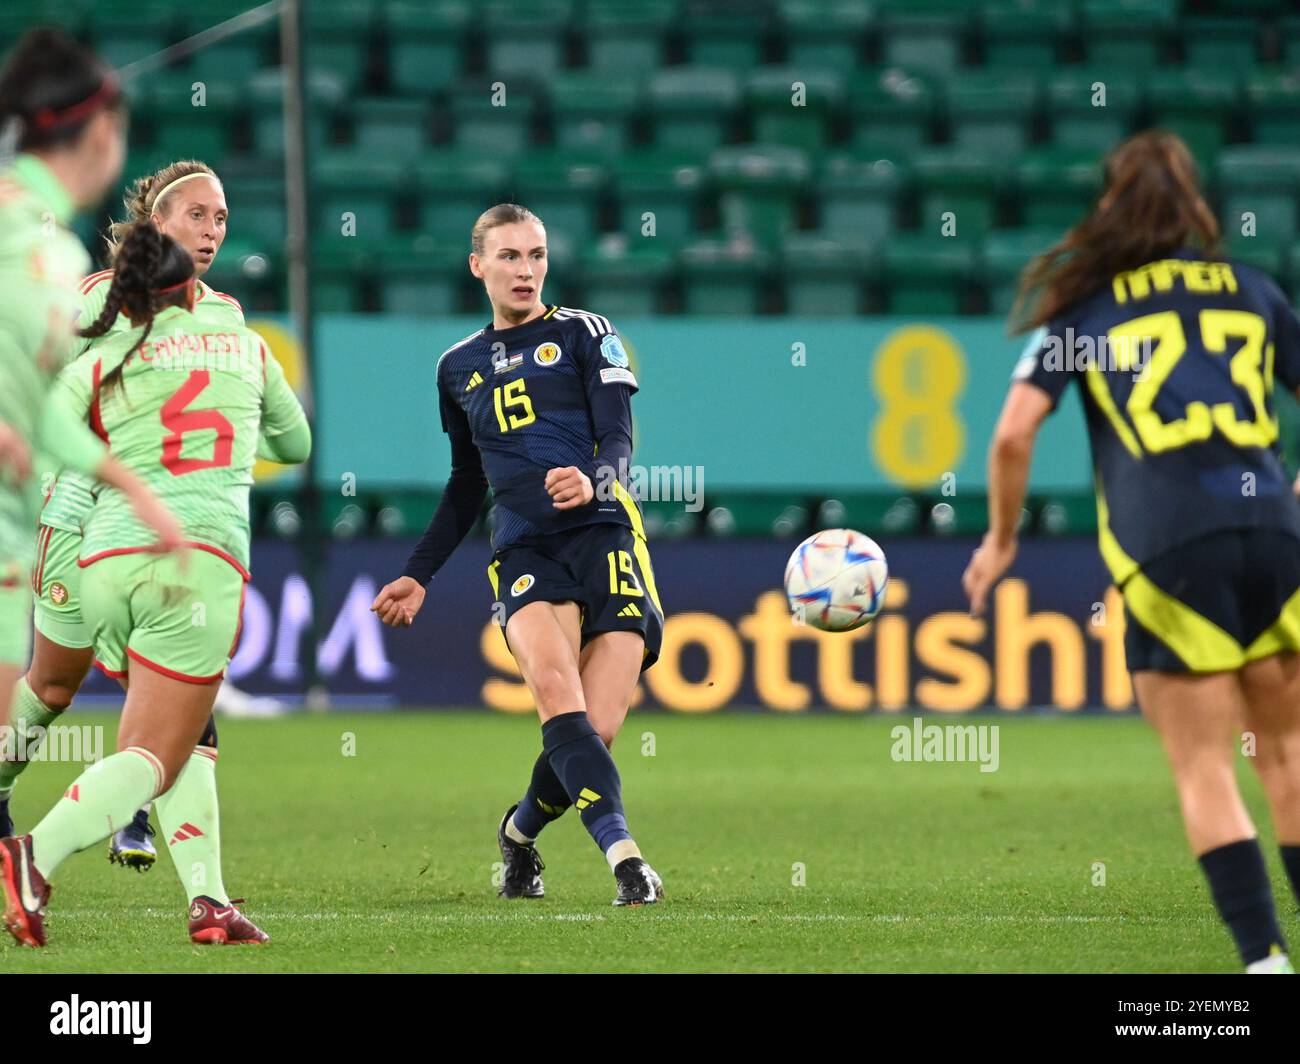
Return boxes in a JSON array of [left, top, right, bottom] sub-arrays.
[[126, 647, 224, 685], [77, 541, 252, 581]]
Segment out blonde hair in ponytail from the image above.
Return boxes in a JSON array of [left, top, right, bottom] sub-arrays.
[[105, 159, 220, 259]]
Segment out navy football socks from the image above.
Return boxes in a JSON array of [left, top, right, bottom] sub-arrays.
[[541, 711, 633, 855], [1198, 838, 1288, 965], [511, 750, 572, 840]]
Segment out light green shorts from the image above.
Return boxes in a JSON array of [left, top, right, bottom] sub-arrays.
[[33, 524, 92, 650], [80, 547, 247, 684], [0, 565, 32, 666]]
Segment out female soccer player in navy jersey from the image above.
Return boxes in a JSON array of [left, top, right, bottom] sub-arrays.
[[965, 131, 1300, 972], [372, 204, 665, 906]]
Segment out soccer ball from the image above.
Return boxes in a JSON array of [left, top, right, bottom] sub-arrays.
[[784, 529, 889, 632]]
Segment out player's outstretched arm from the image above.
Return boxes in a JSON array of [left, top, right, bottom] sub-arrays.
[[373, 414, 487, 628]]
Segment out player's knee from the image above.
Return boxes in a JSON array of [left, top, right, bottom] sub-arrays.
[[28, 674, 75, 713], [531, 665, 582, 716]]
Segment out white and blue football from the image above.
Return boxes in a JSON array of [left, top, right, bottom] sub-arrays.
[[784, 529, 889, 632]]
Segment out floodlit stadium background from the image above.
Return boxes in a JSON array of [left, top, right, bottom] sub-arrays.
[[10, 0, 1300, 711]]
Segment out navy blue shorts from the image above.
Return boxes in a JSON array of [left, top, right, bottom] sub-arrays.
[[488, 523, 664, 672], [1122, 529, 1300, 673]]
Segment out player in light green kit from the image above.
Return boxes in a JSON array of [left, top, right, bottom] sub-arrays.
[[5, 159, 252, 872], [1, 220, 310, 947], [0, 27, 182, 818]]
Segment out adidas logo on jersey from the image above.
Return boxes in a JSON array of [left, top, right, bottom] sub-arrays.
[[617, 603, 642, 618], [465, 371, 484, 392]]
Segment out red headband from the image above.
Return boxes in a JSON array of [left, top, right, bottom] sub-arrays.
[[31, 74, 121, 131]]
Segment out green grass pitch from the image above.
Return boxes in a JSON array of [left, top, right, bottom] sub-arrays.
[[4, 711, 1295, 973]]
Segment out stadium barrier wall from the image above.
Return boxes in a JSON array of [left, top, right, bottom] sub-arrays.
[[304, 314, 1095, 492], [81, 536, 1134, 712]]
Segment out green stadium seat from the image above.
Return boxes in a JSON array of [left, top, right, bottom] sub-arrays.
[[844, 69, 936, 157], [584, 0, 674, 72], [682, 2, 768, 70], [0, 3, 86, 39], [1224, 237, 1287, 280], [179, 2, 276, 84], [1247, 70, 1300, 145], [411, 154, 508, 239], [349, 97, 431, 158], [1146, 69, 1238, 173], [817, 496, 921, 536], [448, 85, 539, 158], [1037, 495, 1098, 535], [647, 68, 742, 154], [303, 0, 376, 96], [1283, 18, 1300, 70], [816, 154, 905, 244], [247, 69, 341, 160], [86, 1, 176, 71], [200, 236, 279, 307], [506, 153, 608, 243], [679, 239, 771, 316], [944, 70, 1039, 155], [982, 228, 1060, 317], [1079, 0, 1174, 67], [781, 234, 870, 316], [979, 1, 1068, 70], [375, 492, 441, 536], [1013, 148, 1102, 230], [1217, 146, 1300, 246], [710, 144, 812, 249], [748, 68, 843, 153], [145, 77, 242, 163], [482, 0, 573, 77], [777, 0, 872, 73], [313, 153, 406, 240], [373, 235, 466, 316], [640, 501, 700, 540], [577, 239, 675, 318], [877, 1, 972, 76], [384, 0, 472, 95], [311, 236, 373, 312], [220, 174, 287, 249], [1045, 69, 1140, 153], [911, 148, 1006, 238], [1181, 17, 1261, 69], [550, 71, 642, 156], [611, 151, 707, 244], [879, 233, 978, 315], [928, 499, 989, 536], [706, 495, 808, 537]]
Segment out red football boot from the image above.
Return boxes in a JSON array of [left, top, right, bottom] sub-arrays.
[[188, 896, 270, 945], [0, 835, 51, 947]]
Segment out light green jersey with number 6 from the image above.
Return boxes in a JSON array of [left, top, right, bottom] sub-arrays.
[[46, 305, 309, 574]]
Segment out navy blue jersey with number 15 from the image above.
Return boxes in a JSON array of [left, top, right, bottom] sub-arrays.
[[1015, 248, 1300, 584], [436, 304, 643, 552]]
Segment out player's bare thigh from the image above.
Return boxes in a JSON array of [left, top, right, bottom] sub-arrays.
[[505, 600, 585, 722], [580, 631, 644, 749], [1238, 651, 1300, 838], [26, 630, 93, 712], [1132, 669, 1255, 853], [116, 663, 220, 794]]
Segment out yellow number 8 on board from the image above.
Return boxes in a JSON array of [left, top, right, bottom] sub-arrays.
[[872, 325, 966, 487]]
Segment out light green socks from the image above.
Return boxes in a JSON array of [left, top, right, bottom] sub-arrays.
[[0, 678, 61, 797], [30, 746, 162, 878], [156, 748, 227, 905]]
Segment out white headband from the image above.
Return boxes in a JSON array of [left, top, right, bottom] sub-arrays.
[[151, 170, 222, 211]]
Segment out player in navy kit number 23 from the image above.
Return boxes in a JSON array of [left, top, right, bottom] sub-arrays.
[[372, 204, 665, 906]]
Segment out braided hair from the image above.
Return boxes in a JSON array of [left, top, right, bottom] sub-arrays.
[[78, 221, 195, 396]]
